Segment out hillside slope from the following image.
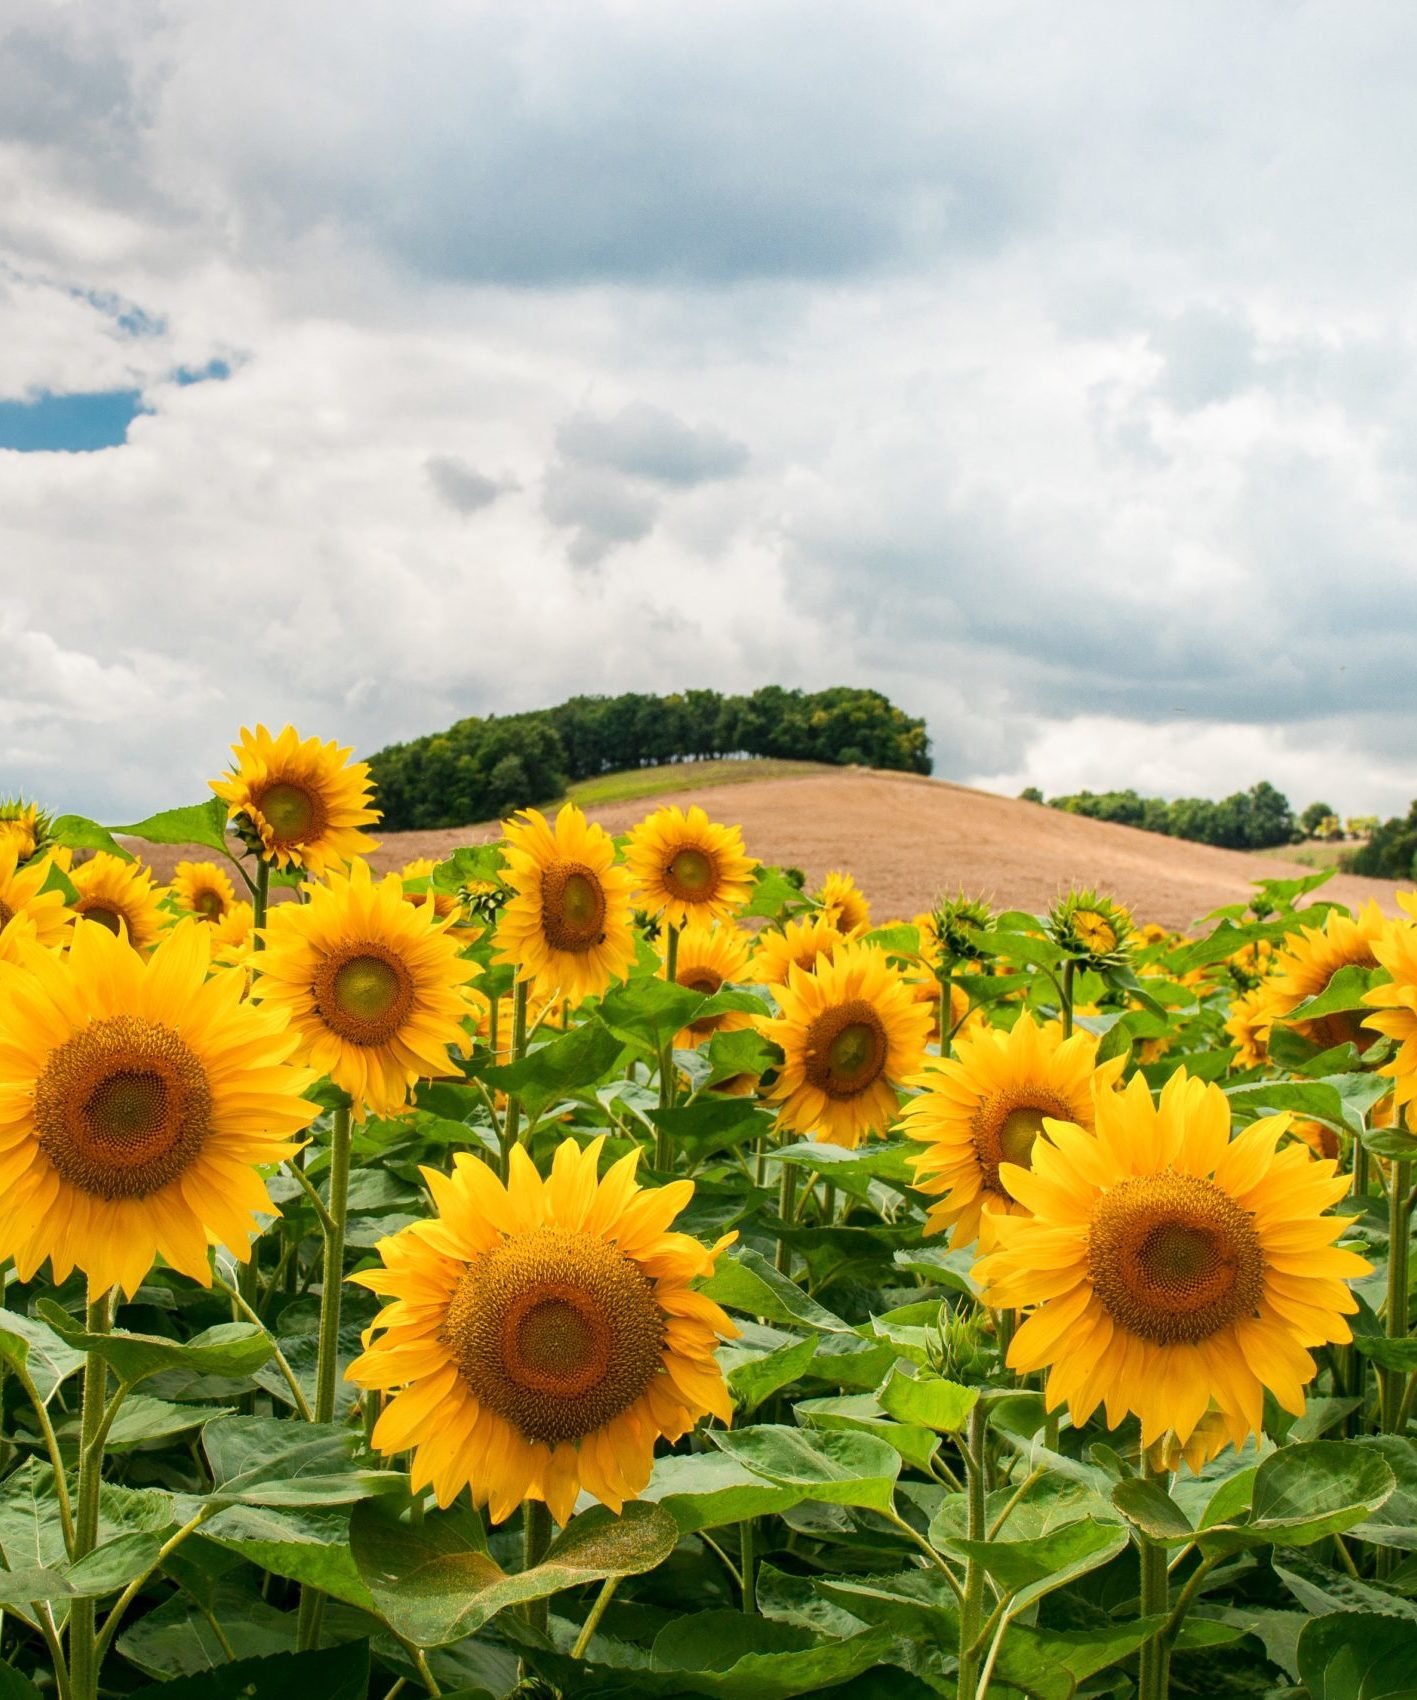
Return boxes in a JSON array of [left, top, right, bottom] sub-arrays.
[[132, 768, 1405, 930]]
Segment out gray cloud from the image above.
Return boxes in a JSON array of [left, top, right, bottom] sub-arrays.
[[425, 455, 512, 515], [541, 461, 659, 567], [556, 403, 748, 487]]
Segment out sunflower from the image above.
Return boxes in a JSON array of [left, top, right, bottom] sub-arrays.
[[1224, 985, 1274, 1069], [252, 859, 475, 1119], [923, 895, 993, 965], [0, 800, 49, 864], [170, 860, 237, 923], [210, 901, 256, 969], [492, 805, 636, 1006], [625, 805, 757, 928], [69, 852, 166, 953], [400, 857, 467, 927], [1048, 889, 1132, 967], [211, 723, 379, 876], [348, 1136, 736, 1524], [814, 870, 871, 936], [0, 845, 72, 961], [976, 1069, 1368, 1449], [902, 1013, 1125, 1248], [759, 940, 931, 1148], [750, 915, 844, 988], [1264, 900, 1388, 1054], [0, 920, 316, 1297], [1361, 895, 1417, 1123], [666, 922, 755, 1049]]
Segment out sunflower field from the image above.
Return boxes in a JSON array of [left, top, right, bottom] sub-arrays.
[[0, 727, 1413, 1700]]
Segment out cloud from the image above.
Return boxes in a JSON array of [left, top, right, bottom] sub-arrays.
[[541, 460, 659, 567], [425, 455, 512, 515], [556, 403, 749, 487]]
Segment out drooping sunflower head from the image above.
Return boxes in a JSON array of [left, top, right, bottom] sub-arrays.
[[0, 920, 317, 1297], [252, 858, 476, 1120], [211, 723, 380, 876], [0, 844, 72, 961], [170, 860, 237, 923], [1047, 888, 1133, 967], [750, 914, 844, 988], [349, 1135, 737, 1524], [758, 939, 932, 1148], [0, 799, 51, 865], [667, 921, 755, 1049], [492, 805, 637, 1006], [902, 1012, 1125, 1248], [626, 804, 758, 928], [1265, 900, 1387, 1056], [925, 893, 994, 965], [1224, 984, 1274, 1069], [68, 852, 166, 953], [813, 870, 872, 936], [977, 1068, 1369, 1452]]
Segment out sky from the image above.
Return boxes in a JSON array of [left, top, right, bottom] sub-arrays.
[[3, 1, 1417, 824]]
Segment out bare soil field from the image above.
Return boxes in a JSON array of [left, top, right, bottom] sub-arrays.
[[130, 769, 1405, 932]]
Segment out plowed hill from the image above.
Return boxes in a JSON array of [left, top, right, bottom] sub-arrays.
[[132, 768, 1403, 931]]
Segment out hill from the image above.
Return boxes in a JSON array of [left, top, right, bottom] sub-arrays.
[[129, 766, 1405, 930]]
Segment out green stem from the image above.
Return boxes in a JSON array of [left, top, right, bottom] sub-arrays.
[[523, 1499, 553, 1636], [1136, 1465, 1172, 1700], [940, 966, 953, 1059], [955, 1402, 988, 1700], [501, 980, 531, 1179], [69, 1291, 113, 1700], [94, 1509, 209, 1664], [572, 1575, 620, 1658], [775, 1148, 798, 1277], [211, 1269, 312, 1421], [10, 1355, 76, 1556], [740, 1518, 756, 1614], [655, 924, 681, 1168], [1060, 959, 1075, 1039], [252, 856, 271, 941], [1383, 1159, 1412, 1434]]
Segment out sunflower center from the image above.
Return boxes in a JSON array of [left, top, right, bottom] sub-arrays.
[[804, 1000, 889, 1099], [973, 1089, 1073, 1195], [664, 847, 716, 902], [314, 944, 416, 1045], [79, 904, 124, 936], [256, 780, 324, 847], [680, 968, 726, 1037], [540, 863, 606, 954], [1088, 1172, 1265, 1346], [0, 898, 11, 929], [195, 889, 225, 920], [443, 1226, 665, 1445], [34, 1015, 212, 1200]]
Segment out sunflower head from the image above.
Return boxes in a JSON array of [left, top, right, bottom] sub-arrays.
[[902, 1011, 1125, 1248], [69, 852, 166, 953], [1265, 900, 1387, 1056], [400, 858, 468, 927], [927, 894, 994, 965], [1047, 889, 1133, 968], [0, 845, 73, 961], [0, 919, 316, 1296], [667, 921, 755, 1048], [750, 914, 844, 988], [1225, 984, 1274, 1069], [211, 723, 380, 876], [625, 804, 758, 928], [170, 860, 237, 923], [349, 1136, 737, 1524], [758, 939, 931, 1148], [492, 805, 637, 1006], [977, 1068, 1369, 1452], [813, 870, 872, 936], [0, 799, 52, 865]]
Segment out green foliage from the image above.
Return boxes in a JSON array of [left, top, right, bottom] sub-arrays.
[[367, 685, 931, 829], [1046, 778, 1297, 849], [1348, 796, 1417, 876]]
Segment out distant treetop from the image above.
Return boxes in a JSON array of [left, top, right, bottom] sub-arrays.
[[367, 685, 931, 831]]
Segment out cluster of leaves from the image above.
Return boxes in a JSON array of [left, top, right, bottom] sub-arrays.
[[367, 686, 932, 830], [1025, 781, 1296, 851], [1347, 800, 1417, 879], [0, 862, 1413, 1697]]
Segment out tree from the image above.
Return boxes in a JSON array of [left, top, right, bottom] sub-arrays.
[[1299, 800, 1337, 838]]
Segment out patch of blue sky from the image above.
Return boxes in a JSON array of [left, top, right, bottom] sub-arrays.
[[0, 389, 147, 452]]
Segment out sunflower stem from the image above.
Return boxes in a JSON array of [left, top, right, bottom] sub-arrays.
[[1136, 1465, 1172, 1700], [656, 924, 681, 1165], [955, 1400, 988, 1700], [1382, 1158, 1412, 1435], [939, 967, 953, 1059], [572, 1574, 620, 1658], [775, 1145, 798, 1277], [740, 1518, 756, 1614], [69, 1289, 113, 1700], [523, 1499, 553, 1635], [1059, 959, 1075, 1040], [501, 980, 531, 1180]]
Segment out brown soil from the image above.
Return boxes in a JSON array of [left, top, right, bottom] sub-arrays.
[[128, 770, 1405, 932]]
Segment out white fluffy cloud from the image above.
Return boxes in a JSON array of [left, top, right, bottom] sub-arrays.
[[1, 2, 1415, 820]]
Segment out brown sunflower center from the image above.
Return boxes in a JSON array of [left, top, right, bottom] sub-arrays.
[[680, 967, 726, 1037], [973, 1088, 1074, 1195], [443, 1226, 665, 1445], [1088, 1172, 1265, 1345], [194, 889, 225, 920], [1298, 958, 1382, 1054], [0, 898, 12, 929], [664, 846, 717, 902], [540, 862, 606, 954], [314, 944, 416, 1045], [804, 999, 889, 1100], [34, 1015, 212, 1200], [78, 903, 125, 936], [256, 780, 325, 847]]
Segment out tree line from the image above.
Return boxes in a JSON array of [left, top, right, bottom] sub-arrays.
[[1019, 781, 1297, 850], [367, 686, 931, 830]]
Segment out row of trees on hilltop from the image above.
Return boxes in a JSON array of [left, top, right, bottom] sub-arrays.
[[1019, 781, 1297, 850], [367, 686, 931, 830]]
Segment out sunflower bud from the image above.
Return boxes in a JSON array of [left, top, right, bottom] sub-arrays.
[[1047, 888, 1133, 969]]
